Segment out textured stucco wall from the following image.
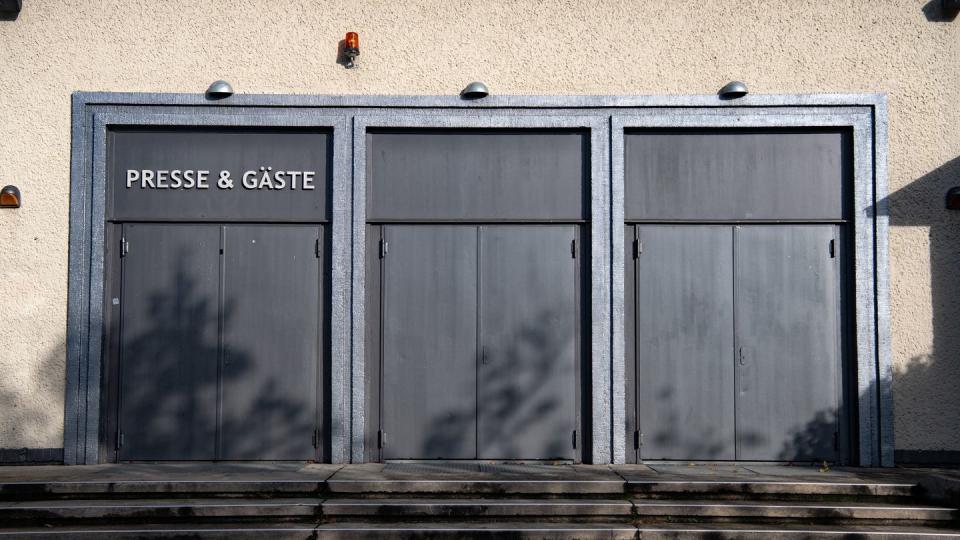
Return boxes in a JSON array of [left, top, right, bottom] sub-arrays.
[[0, 0, 957, 452]]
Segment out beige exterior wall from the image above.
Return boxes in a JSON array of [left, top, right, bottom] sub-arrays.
[[0, 0, 957, 453]]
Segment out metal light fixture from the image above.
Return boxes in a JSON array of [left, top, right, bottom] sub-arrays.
[[947, 187, 960, 210], [718, 80, 749, 99], [343, 32, 360, 69], [205, 80, 234, 100], [460, 81, 489, 100], [0, 185, 21, 208]]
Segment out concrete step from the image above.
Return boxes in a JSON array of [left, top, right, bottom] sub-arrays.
[[322, 498, 633, 518], [0, 497, 322, 522], [3, 522, 960, 539], [326, 479, 626, 495], [0, 478, 916, 501], [632, 499, 958, 523], [0, 522, 639, 539], [637, 523, 960, 539], [0, 480, 326, 498], [2, 496, 953, 525], [0, 497, 633, 522], [627, 480, 917, 500]]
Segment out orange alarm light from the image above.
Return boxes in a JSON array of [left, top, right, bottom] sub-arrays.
[[0, 185, 21, 208], [345, 32, 359, 51]]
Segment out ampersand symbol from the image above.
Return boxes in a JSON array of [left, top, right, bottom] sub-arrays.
[[218, 170, 234, 189]]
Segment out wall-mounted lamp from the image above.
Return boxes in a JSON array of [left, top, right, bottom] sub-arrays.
[[718, 80, 749, 100], [460, 81, 490, 100], [343, 32, 360, 68], [205, 80, 234, 100], [947, 187, 960, 210], [0, 185, 21, 208]]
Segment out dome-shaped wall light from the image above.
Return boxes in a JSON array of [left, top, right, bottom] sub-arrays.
[[0, 185, 21, 208], [460, 81, 490, 100], [206, 80, 234, 100], [718, 80, 749, 100]]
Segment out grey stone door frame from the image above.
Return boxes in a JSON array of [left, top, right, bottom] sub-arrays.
[[66, 92, 890, 466]]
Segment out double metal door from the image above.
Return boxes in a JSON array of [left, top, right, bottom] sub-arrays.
[[379, 225, 579, 460], [632, 224, 841, 462], [117, 223, 323, 461]]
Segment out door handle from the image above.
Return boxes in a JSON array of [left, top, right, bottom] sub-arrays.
[[481, 346, 488, 365], [738, 347, 746, 366]]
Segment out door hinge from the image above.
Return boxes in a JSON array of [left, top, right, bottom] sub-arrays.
[[312, 428, 320, 448], [633, 239, 642, 259], [829, 238, 836, 258], [634, 430, 642, 449], [315, 238, 321, 258], [378, 429, 386, 449], [120, 237, 129, 258], [379, 239, 389, 259], [572, 430, 578, 449], [571, 238, 576, 258]]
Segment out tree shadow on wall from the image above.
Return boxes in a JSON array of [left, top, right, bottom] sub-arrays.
[[767, 154, 960, 465], [880, 155, 960, 460], [421, 307, 575, 461], [118, 253, 320, 461], [0, 347, 65, 463]]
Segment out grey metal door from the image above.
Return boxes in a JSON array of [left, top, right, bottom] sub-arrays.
[[118, 224, 220, 460], [478, 225, 578, 460], [220, 225, 322, 460], [634, 225, 736, 460], [381, 225, 478, 459], [734, 225, 840, 461]]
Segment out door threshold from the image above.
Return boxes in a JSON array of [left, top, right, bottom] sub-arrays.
[[637, 460, 844, 466], [383, 460, 577, 465]]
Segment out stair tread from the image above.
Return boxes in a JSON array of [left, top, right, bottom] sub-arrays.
[[325, 498, 631, 505], [0, 522, 639, 534], [2, 522, 959, 533], [2, 497, 323, 509], [638, 523, 960, 535], [5, 497, 950, 511], [632, 499, 955, 510]]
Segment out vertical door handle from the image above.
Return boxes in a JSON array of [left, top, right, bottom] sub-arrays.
[[481, 346, 488, 365], [738, 347, 746, 366]]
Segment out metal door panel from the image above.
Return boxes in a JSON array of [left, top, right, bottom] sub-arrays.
[[220, 225, 322, 460], [381, 226, 478, 459], [118, 224, 220, 460], [635, 225, 736, 460], [734, 225, 840, 461], [478, 225, 578, 460], [624, 225, 638, 463]]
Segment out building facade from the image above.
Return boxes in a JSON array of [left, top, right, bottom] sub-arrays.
[[0, 1, 957, 466]]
